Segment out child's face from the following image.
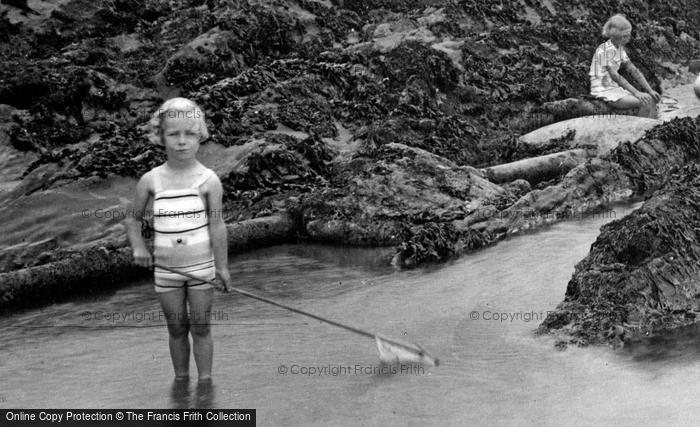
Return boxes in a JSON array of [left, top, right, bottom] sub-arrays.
[[161, 115, 202, 160], [611, 26, 632, 47]]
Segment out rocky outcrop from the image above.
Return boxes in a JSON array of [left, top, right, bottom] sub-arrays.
[[227, 214, 297, 251], [488, 117, 700, 235], [538, 164, 700, 347], [537, 117, 700, 346], [300, 142, 508, 265]]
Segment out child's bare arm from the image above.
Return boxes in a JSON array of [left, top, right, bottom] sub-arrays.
[[622, 62, 661, 101], [606, 64, 654, 104], [125, 173, 153, 267], [606, 65, 640, 96], [205, 175, 231, 291]]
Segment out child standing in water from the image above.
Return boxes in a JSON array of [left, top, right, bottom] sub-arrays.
[[589, 14, 661, 118], [126, 97, 231, 383]]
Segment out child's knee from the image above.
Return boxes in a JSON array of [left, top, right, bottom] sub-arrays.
[[190, 322, 211, 338], [610, 96, 639, 112], [167, 324, 189, 338]]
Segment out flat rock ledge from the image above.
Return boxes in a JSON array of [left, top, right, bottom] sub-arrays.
[[0, 214, 296, 313]]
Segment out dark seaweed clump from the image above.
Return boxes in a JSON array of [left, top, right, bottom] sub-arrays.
[[3, 0, 697, 181], [395, 222, 488, 267]]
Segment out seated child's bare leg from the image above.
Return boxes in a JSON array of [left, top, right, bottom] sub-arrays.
[[610, 95, 641, 113], [159, 288, 191, 379], [642, 100, 658, 119], [188, 287, 214, 382]]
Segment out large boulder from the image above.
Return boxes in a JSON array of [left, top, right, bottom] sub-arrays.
[[0, 175, 136, 271], [519, 115, 662, 156], [302, 143, 507, 249]]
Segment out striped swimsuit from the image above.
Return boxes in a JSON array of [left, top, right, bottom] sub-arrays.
[[152, 164, 215, 292]]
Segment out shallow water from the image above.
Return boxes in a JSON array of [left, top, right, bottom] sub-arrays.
[[2, 202, 699, 425]]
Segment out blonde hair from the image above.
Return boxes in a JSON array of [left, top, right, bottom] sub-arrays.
[[146, 97, 209, 146], [602, 14, 631, 38]]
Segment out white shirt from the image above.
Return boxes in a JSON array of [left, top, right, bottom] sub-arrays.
[[589, 40, 629, 90]]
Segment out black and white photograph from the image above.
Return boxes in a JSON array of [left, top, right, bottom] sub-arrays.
[[1, 0, 699, 425]]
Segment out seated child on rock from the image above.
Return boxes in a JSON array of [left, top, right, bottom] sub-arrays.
[[589, 14, 660, 118]]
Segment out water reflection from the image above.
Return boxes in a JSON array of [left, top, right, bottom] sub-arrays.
[[624, 323, 700, 364], [168, 379, 217, 409], [194, 381, 215, 408], [170, 379, 190, 409]]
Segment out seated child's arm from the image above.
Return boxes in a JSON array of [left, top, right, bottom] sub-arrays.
[[621, 61, 661, 102], [205, 174, 231, 291], [605, 64, 643, 98], [125, 172, 153, 267]]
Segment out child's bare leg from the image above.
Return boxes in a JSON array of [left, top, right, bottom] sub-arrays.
[[642, 99, 658, 119], [159, 288, 190, 379], [188, 287, 214, 381], [610, 95, 657, 118], [610, 95, 641, 113]]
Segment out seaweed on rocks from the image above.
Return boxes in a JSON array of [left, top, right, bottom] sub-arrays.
[[220, 133, 335, 197], [3, 67, 128, 151], [609, 117, 700, 194], [73, 128, 165, 178], [278, 99, 337, 138], [0, 66, 125, 118], [393, 222, 460, 267], [298, 0, 363, 41], [161, 27, 247, 92], [538, 164, 700, 347], [24, 127, 164, 180], [392, 222, 488, 268], [192, 58, 380, 144], [214, 1, 321, 62], [368, 40, 460, 92], [5, 0, 699, 162], [163, 50, 239, 93], [8, 108, 88, 152], [355, 116, 483, 166]]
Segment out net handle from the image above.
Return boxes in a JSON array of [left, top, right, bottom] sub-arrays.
[[153, 263, 428, 355]]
